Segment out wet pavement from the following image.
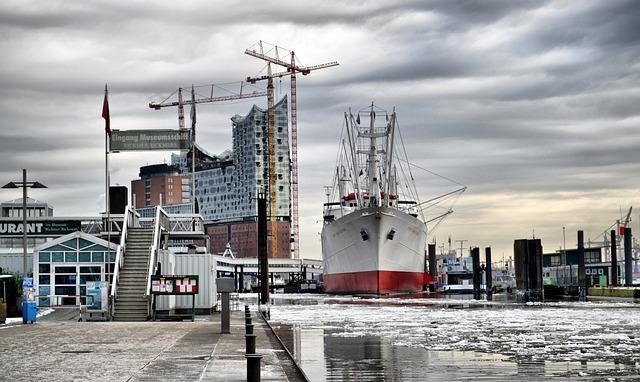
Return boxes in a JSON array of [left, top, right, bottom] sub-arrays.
[[0, 309, 305, 381]]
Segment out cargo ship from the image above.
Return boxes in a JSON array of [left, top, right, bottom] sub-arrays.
[[321, 104, 430, 294]]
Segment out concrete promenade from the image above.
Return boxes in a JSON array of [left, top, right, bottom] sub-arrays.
[[0, 309, 306, 381]]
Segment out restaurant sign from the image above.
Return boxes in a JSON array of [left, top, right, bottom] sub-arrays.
[[0, 220, 81, 236]]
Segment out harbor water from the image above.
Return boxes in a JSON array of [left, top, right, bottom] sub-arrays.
[[262, 294, 640, 381]]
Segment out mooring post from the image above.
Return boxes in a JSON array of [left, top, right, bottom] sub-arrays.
[[610, 230, 618, 286], [428, 243, 437, 293], [624, 228, 633, 287], [246, 354, 263, 382], [471, 247, 481, 300], [485, 247, 493, 301], [577, 230, 586, 302]]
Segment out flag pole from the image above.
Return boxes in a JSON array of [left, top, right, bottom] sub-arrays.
[[103, 84, 111, 289]]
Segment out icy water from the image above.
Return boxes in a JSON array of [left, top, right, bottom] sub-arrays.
[[264, 294, 640, 381]]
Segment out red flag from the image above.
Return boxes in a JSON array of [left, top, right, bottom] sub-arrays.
[[102, 85, 111, 136]]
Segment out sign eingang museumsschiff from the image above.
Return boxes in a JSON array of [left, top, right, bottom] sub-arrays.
[[0, 220, 81, 236], [109, 129, 191, 151]]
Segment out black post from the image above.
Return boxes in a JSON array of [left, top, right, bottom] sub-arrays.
[[485, 247, 493, 301], [428, 244, 437, 293], [239, 265, 245, 293], [258, 193, 269, 305], [471, 247, 481, 300], [246, 354, 262, 382], [624, 228, 633, 287], [610, 230, 618, 286], [577, 230, 586, 301]]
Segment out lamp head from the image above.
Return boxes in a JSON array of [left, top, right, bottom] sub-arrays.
[[31, 182, 47, 189], [1, 182, 18, 189]]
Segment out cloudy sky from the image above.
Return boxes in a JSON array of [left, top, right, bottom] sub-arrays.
[[1, 0, 639, 260]]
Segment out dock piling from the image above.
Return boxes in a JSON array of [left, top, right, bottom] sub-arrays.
[[611, 230, 618, 286], [428, 244, 436, 293], [577, 230, 586, 302], [471, 247, 481, 300], [624, 228, 633, 287], [514, 239, 543, 303], [485, 247, 493, 301]]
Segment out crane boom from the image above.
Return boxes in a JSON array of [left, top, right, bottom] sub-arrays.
[[149, 81, 266, 109]]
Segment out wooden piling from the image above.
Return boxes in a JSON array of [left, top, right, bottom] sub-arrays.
[[485, 247, 493, 301], [514, 239, 543, 303], [624, 228, 633, 287], [471, 247, 481, 300], [610, 230, 618, 286]]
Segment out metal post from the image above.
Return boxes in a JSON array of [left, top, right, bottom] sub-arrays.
[[485, 247, 493, 301], [22, 169, 27, 276], [624, 228, 633, 287], [577, 230, 586, 302], [221, 292, 230, 334], [611, 230, 618, 286]]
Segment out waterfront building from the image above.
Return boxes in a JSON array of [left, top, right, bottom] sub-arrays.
[[131, 163, 190, 208]]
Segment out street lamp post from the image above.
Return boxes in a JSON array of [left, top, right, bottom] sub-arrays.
[[2, 169, 47, 277]]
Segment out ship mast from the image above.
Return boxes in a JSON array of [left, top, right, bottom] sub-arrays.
[[367, 103, 379, 207], [384, 109, 396, 207]]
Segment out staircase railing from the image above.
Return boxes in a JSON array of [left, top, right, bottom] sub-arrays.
[[109, 205, 140, 319], [145, 206, 169, 317]]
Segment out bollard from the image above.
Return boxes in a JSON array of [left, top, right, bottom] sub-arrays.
[[246, 323, 254, 335], [245, 314, 252, 326], [246, 354, 262, 382], [245, 333, 257, 354]]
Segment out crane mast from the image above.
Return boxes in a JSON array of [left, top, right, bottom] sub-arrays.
[[245, 40, 338, 259]]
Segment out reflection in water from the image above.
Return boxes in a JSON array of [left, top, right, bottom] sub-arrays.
[[266, 294, 640, 381]]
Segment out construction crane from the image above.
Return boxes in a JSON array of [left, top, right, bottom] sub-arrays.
[[245, 40, 339, 259], [149, 81, 267, 213], [149, 81, 267, 130]]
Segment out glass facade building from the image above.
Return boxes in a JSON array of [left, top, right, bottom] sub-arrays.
[[33, 232, 117, 307]]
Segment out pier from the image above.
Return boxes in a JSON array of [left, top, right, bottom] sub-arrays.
[[0, 309, 306, 381]]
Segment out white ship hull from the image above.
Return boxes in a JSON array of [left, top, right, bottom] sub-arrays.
[[321, 206, 428, 294]]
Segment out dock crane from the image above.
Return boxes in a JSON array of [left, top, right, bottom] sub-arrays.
[[245, 40, 339, 259]]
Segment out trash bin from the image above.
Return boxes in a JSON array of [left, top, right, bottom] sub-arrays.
[[22, 301, 37, 324], [0, 299, 6, 324]]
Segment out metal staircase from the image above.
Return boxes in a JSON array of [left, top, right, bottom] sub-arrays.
[[112, 227, 154, 321]]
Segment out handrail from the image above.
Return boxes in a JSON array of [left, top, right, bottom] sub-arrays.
[[145, 206, 169, 314], [109, 205, 140, 318]]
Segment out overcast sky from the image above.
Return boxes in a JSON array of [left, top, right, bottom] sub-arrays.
[[1, 0, 639, 260]]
